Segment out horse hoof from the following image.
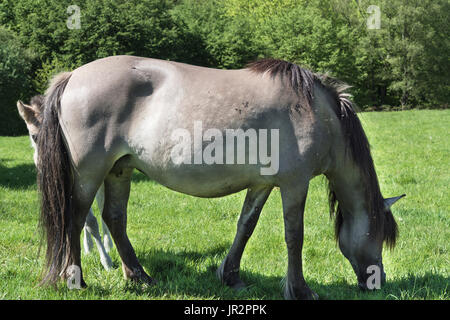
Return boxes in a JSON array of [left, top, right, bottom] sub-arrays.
[[284, 283, 319, 300], [217, 262, 246, 290], [136, 274, 156, 287], [123, 265, 155, 287]]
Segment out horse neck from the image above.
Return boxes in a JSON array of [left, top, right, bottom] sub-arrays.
[[326, 142, 387, 241], [326, 153, 368, 215]]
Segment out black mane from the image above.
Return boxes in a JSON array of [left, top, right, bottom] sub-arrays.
[[247, 58, 315, 107], [247, 58, 398, 248]]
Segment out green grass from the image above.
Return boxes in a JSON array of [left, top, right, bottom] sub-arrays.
[[0, 110, 448, 300]]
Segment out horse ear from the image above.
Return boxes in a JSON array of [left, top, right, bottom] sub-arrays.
[[384, 194, 406, 211], [17, 100, 38, 125]]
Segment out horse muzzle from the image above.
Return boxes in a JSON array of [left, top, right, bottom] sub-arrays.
[[357, 264, 386, 291]]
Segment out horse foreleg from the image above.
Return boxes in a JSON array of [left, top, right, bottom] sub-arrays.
[[280, 181, 318, 300], [217, 185, 272, 289]]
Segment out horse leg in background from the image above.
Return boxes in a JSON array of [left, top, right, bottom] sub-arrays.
[[83, 207, 113, 271], [95, 183, 114, 252], [217, 186, 272, 289], [280, 181, 318, 300], [102, 162, 153, 285], [83, 210, 94, 254], [102, 219, 113, 252]]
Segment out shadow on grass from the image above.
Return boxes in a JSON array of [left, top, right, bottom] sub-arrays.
[[0, 159, 36, 189], [121, 244, 284, 300], [0, 160, 151, 190], [118, 245, 449, 300]]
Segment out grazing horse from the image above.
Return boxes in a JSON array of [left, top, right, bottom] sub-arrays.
[[17, 96, 113, 271], [31, 56, 404, 299]]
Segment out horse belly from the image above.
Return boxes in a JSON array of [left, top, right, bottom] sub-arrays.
[[133, 155, 270, 197]]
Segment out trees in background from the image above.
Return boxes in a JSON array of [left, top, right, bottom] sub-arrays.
[[379, 0, 450, 108], [0, 27, 34, 135], [0, 0, 208, 134], [0, 0, 448, 135]]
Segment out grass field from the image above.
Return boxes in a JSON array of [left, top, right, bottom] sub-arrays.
[[0, 110, 448, 300]]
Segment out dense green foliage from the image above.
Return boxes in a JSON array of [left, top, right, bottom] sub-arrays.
[[1, 0, 449, 135], [0, 27, 35, 135], [0, 110, 449, 299]]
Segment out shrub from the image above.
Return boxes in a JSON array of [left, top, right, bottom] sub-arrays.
[[0, 27, 35, 135]]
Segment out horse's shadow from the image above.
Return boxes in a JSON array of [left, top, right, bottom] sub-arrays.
[[0, 161, 148, 190], [114, 244, 284, 299], [0, 159, 36, 189], [102, 244, 448, 300]]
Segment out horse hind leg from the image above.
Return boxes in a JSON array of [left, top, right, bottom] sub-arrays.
[[68, 176, 105, 288], [217, 185, 272, 289], [101, 157, 153, 285]]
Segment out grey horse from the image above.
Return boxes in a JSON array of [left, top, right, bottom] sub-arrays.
[[28, 56, 404, 299]]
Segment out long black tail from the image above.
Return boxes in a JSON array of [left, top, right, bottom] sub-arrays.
[[37, 72, 73, 285]]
